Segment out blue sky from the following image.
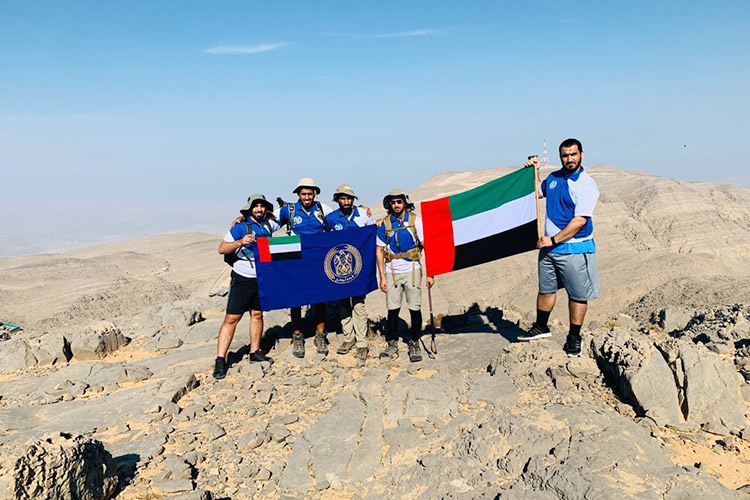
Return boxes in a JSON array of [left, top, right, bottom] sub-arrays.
[[1, 0, 748, 256]]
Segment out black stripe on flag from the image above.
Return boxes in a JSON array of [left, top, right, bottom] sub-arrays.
[[272, 251, 302, 261], [452, 220, 538, 272]]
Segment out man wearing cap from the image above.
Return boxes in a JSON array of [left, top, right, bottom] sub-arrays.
[[376, 189, 434, 363], [326, 184, 376, 363], [275, 178, 334, 358], [213, 194, 279, 379]]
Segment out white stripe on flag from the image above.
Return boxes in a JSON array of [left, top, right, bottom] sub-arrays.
[[452, 192, 537, 246], [270, 243, 301, 254]]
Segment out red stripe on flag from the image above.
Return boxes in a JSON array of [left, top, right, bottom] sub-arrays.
[[257, 237, 271, 263], [421, 196, 455, 276]]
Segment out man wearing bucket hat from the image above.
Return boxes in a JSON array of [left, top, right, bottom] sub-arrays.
[[275, 178, 334, 358], [213, 194, 279, 380], [325, 184, 376, 363], [376, 189, 434, 363]]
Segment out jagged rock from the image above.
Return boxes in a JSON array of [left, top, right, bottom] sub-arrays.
[[0, 338, 37, 372], [654, 307, 693, 333], [25, 332, 71, 366], [658, 338, 746, 434], [0, 432, 118, 500], [278, 436, 313, 493], [591, 329, 682, 426], [68, 321, 127, 361]]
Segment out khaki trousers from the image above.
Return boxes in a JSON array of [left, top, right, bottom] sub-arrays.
[[338, 295, 368, 348]]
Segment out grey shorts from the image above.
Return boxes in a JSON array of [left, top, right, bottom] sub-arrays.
[[538, 251, 599, 301], [386, 268, 422, 311]]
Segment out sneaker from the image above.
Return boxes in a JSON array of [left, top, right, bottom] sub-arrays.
[[292, 333, 305, 358], [379, 340, 399, 360], [518, 323, 552, 342], [212, 357, 227, 379], [354, 347, 368, 362], [314, 332, 329, 355], [563, 334, 582, 357], [337, 340, 356, 355], [408, 340, 422, 363], [249, 350, 274, 365]]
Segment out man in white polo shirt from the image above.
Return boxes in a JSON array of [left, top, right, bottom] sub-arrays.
[[519, 138, 600, 357]]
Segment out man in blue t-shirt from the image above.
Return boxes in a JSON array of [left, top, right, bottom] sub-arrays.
[[326, 183, 375, 363], [275, 178, 334, 358], [518, 138, 601, 357], [213, 194, 280, 379], [376, 189, 435, 363]]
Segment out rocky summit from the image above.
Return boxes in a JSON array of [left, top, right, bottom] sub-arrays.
[[0, 165, 749, 499]]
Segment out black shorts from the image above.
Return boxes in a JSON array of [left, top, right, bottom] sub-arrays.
[[226, 271, 261, 315]]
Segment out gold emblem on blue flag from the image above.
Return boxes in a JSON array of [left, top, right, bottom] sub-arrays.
[[324, 244, 362, 284]]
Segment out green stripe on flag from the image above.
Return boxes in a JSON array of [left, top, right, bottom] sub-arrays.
[[268, 235, 300, 246], [449, 167, 535, 221]]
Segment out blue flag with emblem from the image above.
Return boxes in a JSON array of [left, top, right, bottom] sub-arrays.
[[253, 225, 378, 311]]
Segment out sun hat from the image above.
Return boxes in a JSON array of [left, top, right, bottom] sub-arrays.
[[332, 183, 358, 202], [240, 193, 274, 215], [382, 188, 414, 211], [292, 177, 321, 195]]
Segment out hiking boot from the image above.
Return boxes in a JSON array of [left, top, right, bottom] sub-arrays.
[[292, 333, 305, 358], [563, 334, 582, 357], [408, 340, 422, 363], [354, 347, 368, 363], [314, 332, 329, 355], [518, 323, 552, 342], [379, 340, 399, 360], [337, 340, 356, 355], [212, 357, 227, 380], [249, 350, 274, 365]]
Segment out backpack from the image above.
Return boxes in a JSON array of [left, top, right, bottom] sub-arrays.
[[224, 219, 272, 267], [285, 201, 325, 236], [382, 209, 422, 262], [382, 210, 423, 286]]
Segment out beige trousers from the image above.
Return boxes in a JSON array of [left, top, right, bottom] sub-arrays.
[[338, 295, 368, 348]]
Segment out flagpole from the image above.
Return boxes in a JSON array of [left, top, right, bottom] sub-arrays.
[[533, 159, 544, 239]]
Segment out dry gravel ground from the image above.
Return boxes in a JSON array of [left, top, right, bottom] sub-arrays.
[[1, 164, 749, 499]]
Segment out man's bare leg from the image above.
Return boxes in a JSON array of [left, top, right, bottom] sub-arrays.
[[537, 292, 556, 313], [568, 299, 587, 328], [249, 310, 263, 352], [217, 314, 242, 358]]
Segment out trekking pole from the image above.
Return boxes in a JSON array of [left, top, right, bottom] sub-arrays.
[[421, 285, 437, 357]]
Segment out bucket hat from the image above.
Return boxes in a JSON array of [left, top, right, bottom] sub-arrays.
[[382, 188, 415, 211], [332, 183, 358, 202], [240, 193, 274, 215], [292, 177, 321, 195]]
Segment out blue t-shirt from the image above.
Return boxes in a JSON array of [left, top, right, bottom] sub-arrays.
[[224, 218, 280, 278], [276, 200, 332, 235], [326, 207, 375, 231], [541, 167, 600, 254], [375, 211, 424, 273]]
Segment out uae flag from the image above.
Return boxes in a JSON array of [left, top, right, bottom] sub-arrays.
[[421, 167, 538, 277], [257, 235, 302, 262]]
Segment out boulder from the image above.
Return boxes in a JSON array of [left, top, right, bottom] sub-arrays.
[[658, 338, 746, 434], [0, 433, 118, 500], [591, 329, 682, 426], [654, 307, 693, 333], [0, 338, 37, 372], [68, 321, 127, 361]]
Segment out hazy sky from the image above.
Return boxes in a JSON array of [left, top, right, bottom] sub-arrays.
[[2, 0, 748, 257]]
